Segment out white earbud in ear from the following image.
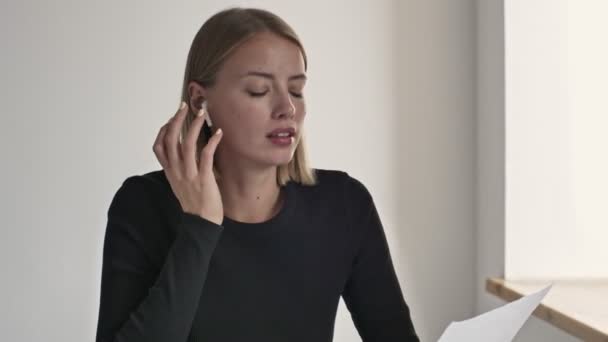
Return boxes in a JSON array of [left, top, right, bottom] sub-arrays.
[[199, 100, 213, 127]]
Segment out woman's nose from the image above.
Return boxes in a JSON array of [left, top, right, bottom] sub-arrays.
[[272, 91, 296, 119]]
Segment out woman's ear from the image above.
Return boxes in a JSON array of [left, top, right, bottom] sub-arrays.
[[187, 80, 207, 111]]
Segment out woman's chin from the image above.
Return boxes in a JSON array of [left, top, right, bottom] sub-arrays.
[[265, 152, 295, 166]]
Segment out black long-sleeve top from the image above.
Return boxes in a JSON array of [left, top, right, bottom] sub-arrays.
[[95, 168, 419, 342]]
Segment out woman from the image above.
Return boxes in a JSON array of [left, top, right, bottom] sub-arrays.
[[95, 7, 419, 342]]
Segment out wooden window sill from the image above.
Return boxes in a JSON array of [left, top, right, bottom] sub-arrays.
[[486, 277, 608, 341]]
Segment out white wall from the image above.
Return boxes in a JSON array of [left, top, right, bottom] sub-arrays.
[[505, 0, 608, 279], [476, 0, 579, 340], [4, 0, 575, 341]]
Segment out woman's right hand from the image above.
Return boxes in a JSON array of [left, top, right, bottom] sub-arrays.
[[153, 101, 224, 225]]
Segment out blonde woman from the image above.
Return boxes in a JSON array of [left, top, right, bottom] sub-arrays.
[[95, 7, 419, 342]]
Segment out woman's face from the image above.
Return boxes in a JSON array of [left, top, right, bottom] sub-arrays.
[[191, 31, 307, 170]]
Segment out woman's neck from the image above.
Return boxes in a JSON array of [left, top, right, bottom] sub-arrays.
[[216, 165, 284, 223]]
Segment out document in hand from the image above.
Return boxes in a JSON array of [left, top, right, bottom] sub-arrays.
[[437, 284, 553, 342]]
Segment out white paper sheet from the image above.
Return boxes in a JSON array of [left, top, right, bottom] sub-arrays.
[[437, 284, 553, 342]]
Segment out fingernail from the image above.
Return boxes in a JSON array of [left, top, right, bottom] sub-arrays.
[[216, 128, 222, 135], [197, 108, 204, 117], [180, 101, 186, 109]]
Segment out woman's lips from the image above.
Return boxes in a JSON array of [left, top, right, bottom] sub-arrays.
[[267, 135, 294, 146]]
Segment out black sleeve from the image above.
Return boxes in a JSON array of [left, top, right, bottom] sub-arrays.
[[95, 177, 224, 342], [341, 176, 420, 342]]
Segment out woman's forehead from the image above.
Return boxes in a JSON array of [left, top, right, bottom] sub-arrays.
[[221, 33, 305, 80]]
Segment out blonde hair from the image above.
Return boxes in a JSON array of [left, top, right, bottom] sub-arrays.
[[179, 7, 317, 186]]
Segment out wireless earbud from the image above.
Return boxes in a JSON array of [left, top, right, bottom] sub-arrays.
[[200, 100, 214, 138], [201, 100, 213, 127]]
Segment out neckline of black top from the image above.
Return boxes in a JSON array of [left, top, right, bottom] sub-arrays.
[[221, 180, 297, 234], [152, 169, 297, 234]]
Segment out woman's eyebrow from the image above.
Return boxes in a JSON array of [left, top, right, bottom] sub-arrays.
[[241, 71, 307, 81]]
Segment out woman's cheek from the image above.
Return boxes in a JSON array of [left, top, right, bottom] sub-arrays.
[[298, 105, 306, 119]]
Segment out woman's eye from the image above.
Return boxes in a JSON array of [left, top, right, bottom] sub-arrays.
[[246, 90, 303, 98], [248, 91, 268, 97]]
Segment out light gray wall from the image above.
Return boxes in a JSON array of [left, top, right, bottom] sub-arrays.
[[394, 0, 477, 340]]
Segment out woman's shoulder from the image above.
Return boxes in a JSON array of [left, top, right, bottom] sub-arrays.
[[311, 167, 347, 184], [306, 168, 373, 206], [308, 169, 376, 236], [107, 169, 179, 225], [105, 170, 181, 268], [116, 169, 171, 196]]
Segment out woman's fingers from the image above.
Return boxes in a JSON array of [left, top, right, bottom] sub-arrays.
[[155, 101, 222, 182], [183, 107, 206, 178], [153, 122, 169, 168], [152, 101, 225, 224], [199, 127, 223, 174], [164, 102, 188, 170]]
